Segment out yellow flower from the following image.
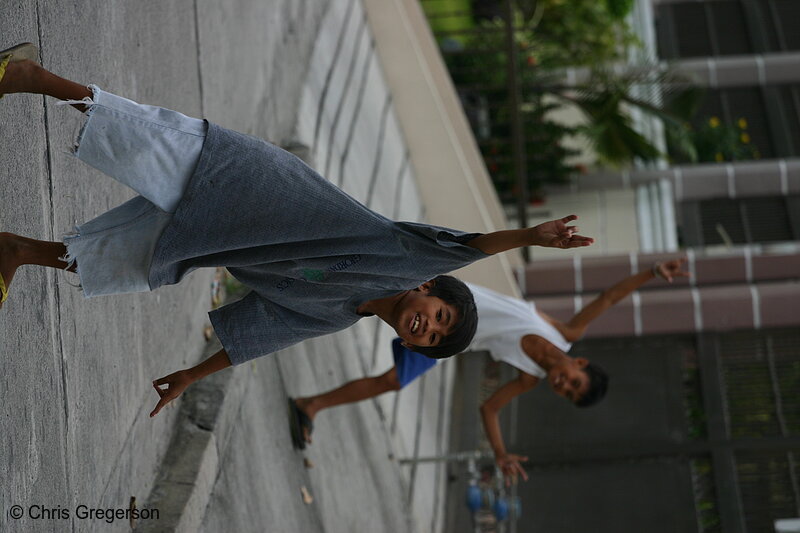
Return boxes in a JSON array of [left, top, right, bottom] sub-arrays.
[[709, 116, 720, 128], [738, 118, 748, 129], [740, 133, 750, 144], [715, 152, 724, 162]]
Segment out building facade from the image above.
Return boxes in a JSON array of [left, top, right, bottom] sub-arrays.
[[469, 1, 800, 532]]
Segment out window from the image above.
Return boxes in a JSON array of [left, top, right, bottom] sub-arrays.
[[681, 195, 800, 247]]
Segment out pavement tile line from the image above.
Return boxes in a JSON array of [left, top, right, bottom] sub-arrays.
[[430, 367, 448, 532], [364, 93, 394, 209], [390, 150, 412, 220], [311, 0, 356, 155], [335, 37, 377, 189], [406, 371, 427, 504], [368, 315, 383, 373], [191, 0, 205, 118], [35, 1, 76, 520], [321, 9, 369, 180]]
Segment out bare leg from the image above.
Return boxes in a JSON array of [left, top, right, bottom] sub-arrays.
[[294, 368, 401, 442], [0, 59, 92, 111], [0, 233, 75, 307]]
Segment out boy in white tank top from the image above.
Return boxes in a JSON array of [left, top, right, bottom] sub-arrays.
[[289, 259, 688, 482]]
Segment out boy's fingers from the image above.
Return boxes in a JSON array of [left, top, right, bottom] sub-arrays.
[[511, 463, 527, 481], [150, 398, 167, 418], [561, 214, 578, 223], [565, 236, 594, 247], [150, 379, 181, 416]]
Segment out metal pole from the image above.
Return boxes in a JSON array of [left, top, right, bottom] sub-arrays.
[[503, 0, 530, 261], [397, 449, 494, 465]]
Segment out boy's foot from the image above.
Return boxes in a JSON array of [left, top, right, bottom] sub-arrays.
[[0, 233, 21, 309], [0, 59, 42, 96], [288, 399, 314, 449]]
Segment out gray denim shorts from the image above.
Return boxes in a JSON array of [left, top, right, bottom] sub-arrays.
[[62, 86, 207, 297]]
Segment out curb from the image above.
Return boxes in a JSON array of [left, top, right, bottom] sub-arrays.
[[135, 338, 231, 533]]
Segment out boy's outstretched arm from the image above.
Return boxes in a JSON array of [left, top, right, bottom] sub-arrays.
[[560, 258, 690, 342], [479, 372, 540, 485], [150, 348, 232, 417], [466, 215, 594, 255]]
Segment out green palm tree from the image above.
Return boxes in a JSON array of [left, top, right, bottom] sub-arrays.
[[539, 67, 704, 167]]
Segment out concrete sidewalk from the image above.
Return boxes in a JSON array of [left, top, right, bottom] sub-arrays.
[[1, 1, 325, 532], [2, 1, 459, 532]]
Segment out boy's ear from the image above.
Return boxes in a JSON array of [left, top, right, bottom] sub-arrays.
[[574, 357, 589, 368], [416, 280, 435, 293]]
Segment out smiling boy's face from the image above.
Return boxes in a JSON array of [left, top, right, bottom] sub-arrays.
[[392, 284, 460, 349], [547, 357, 590, 404]]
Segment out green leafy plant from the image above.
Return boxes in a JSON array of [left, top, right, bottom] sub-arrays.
[[426, 2, 706, 198], [538, 67, 705, 167], [671, 116, 760, 164]]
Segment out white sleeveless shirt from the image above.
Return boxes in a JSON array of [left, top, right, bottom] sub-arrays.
[[466, 283, 572, 378]]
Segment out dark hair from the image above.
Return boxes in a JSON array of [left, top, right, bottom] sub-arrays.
[[411, 275, 478, 359], [575, 362, 609, 408]]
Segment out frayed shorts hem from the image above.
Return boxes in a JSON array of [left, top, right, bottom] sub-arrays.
[[56, 86, 205, 296]]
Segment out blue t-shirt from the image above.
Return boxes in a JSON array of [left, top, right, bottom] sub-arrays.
[[150, 123, 487, 364]]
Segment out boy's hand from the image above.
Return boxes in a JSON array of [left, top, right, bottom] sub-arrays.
[[496, 452, 529, 486], [530, 215, 594, 249], [654, 258, 691, 283], [150, 370, 193, 417]]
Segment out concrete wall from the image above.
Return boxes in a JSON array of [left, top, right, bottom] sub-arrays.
[[521, 190, 643, 260]]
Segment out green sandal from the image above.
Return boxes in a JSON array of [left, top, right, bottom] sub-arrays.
[[0, 42, 40, 99]]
